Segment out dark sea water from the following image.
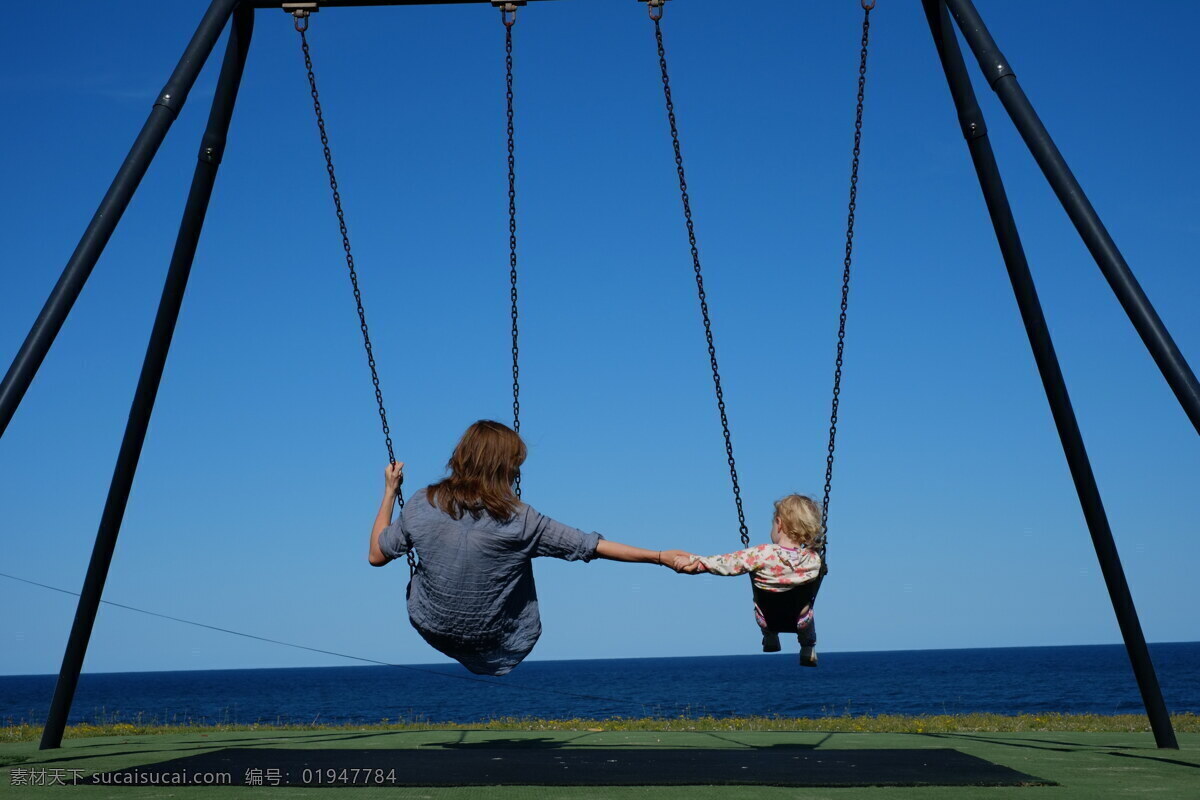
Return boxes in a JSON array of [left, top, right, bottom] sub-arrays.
[[3, 642, 1197, 727]]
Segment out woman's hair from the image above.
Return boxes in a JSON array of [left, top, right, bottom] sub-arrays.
[[774, 494, 824, 548], [427, 420, 527, 522]]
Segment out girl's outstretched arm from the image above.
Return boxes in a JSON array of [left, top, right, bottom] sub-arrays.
[[595, 540, 695, 571], [693, 545, 769, 576], [368, 462, 404, 567]]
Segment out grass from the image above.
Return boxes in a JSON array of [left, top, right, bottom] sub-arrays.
[[3, 712, 1198, 743]]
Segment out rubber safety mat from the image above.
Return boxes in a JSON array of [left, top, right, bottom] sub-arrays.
[[91, 747, 1052, 787]]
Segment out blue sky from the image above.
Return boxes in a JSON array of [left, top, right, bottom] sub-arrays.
[[1, 0, 1197, 678]]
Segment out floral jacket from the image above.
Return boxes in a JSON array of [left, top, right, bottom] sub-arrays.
[[697, 543, 822, 592]]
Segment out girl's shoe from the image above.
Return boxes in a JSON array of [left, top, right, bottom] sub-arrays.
[[761, 631, 782, 653], [799, 645, 818, 668]]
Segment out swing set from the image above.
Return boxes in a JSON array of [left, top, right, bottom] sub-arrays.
[[1, 0, 1195, 754]]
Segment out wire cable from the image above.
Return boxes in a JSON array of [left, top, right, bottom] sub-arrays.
[[0, 571, 646, 712]]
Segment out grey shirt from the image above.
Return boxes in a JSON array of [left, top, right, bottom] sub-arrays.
[[378, 487, 603, 676]]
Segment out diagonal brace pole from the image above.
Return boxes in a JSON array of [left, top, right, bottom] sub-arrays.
[[941, 0, 1200, 437], [0, 0, 242, 441], [922, 0, 1177, 750], [39, 6, 255, 751]]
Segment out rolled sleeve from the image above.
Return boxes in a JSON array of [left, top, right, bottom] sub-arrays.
[[527, 508, 603, 562], [378, 516, 412, 560]]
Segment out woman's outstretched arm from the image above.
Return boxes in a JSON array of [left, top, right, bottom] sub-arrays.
[[595, 540, 694, 571], [368, 462, 404, 567]]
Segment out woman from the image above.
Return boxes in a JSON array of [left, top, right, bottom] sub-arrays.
[[368, 420, 695, 676]]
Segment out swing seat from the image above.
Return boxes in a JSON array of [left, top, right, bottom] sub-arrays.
[[753, 577, 822, 634]]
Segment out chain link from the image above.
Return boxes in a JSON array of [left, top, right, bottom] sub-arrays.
[[297, 23, 416, 575], [505, 17, 522, 499], [819, 6, 873, 573], [652, 17, 749, 548]]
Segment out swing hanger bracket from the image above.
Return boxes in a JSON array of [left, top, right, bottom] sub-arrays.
[[283, 2, 318, 32], [639, 0, 670, 21], [492, 1, 525, 28]]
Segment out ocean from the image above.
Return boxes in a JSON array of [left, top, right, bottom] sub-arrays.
[[2, 642, 1197, 727]]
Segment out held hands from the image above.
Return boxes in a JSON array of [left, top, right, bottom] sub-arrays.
[[658, 549, 704, 574], [383, 462, 405, 494]]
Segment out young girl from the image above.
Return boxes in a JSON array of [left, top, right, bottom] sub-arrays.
[[681, 495, 824, 666], [368, 420, 695, 676]]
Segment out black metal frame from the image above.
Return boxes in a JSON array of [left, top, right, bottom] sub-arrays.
[[923, 0, 1179, 750], [0, 0, 1191, 752]]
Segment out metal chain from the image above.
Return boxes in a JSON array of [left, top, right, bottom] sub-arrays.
[[296, 18, 416, 575], [504, 13, 522, 499], [820, 5, 873, 571], [652, 15, 749, 547]]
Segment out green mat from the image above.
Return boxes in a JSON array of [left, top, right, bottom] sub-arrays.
[[3, 728, 1198, 798]]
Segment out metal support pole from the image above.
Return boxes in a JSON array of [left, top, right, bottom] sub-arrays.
[[941, 0, 1200, 436], [0, 0, 241, 441], [922, 0, 1177, 750], [38, 6, 254, 751]]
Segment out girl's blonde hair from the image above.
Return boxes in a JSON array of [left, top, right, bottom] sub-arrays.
[[774, 494, 823, 548]]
